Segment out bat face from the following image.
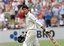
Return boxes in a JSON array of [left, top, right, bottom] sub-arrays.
[[47, 33, 60, 46]]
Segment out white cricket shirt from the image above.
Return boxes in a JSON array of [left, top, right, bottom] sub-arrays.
[[25, 12, 43, 30], [0, 13, 5, 21]]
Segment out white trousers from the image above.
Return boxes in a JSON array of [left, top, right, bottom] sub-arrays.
[[23, 30, 40, 46]]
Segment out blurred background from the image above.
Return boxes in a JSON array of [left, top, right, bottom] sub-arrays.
[[0, 0, 64, 30], [0, 0, 64, 46]]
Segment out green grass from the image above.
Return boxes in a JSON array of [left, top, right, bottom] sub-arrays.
[[0, 40, 64, 46]]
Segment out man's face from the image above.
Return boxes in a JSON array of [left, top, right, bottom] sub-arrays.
[[23, 8, 28, 15]]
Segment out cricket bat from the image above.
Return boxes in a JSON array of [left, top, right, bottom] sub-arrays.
[[47, 33, 60, 46]]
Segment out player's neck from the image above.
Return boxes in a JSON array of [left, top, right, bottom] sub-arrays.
[[25, 11, 29, 15]]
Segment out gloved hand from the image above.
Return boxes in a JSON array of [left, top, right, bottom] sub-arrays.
[[18, 35, 25, 43], [44, 28, 50, 34], [18, 32, 27, 43]]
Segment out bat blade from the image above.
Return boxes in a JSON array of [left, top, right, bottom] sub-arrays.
[[47, 33, 60, 46]]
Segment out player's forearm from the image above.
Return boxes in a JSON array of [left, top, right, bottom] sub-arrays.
[[41, 26, 45, 30], [41, 26, 49, 32]]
